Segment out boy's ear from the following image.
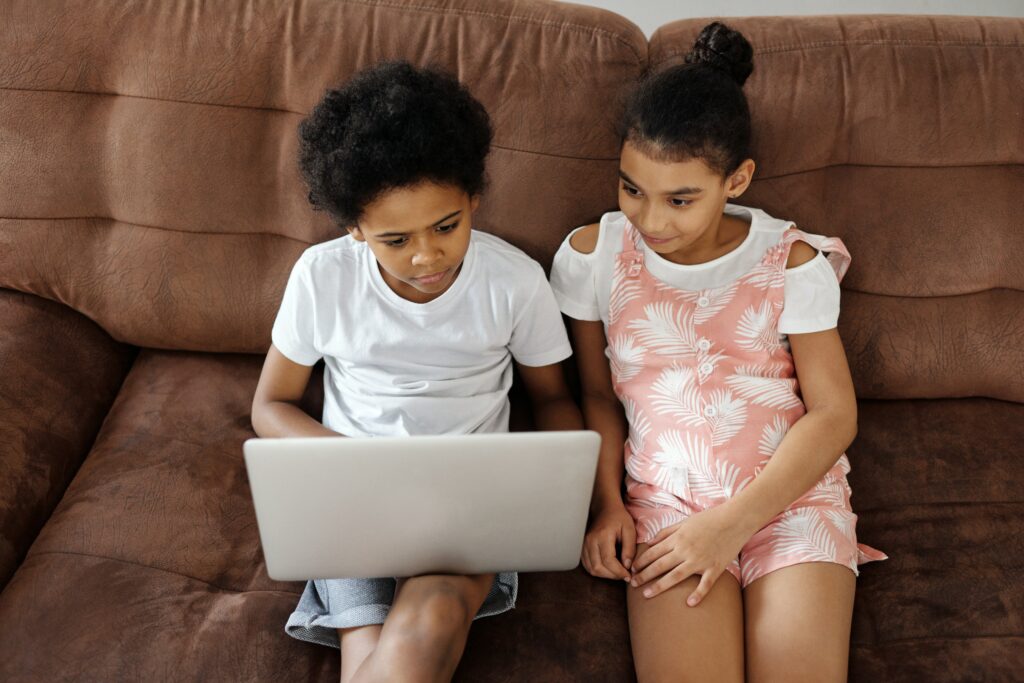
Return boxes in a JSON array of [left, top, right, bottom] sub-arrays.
[[726, 158, 756, 199], [347, 225, 366, 242]]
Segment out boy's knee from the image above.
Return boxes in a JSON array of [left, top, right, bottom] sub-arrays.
[[396, 578, 476, 638]]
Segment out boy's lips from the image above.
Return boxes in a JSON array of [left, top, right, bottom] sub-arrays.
[[413, 268, 450, 285]]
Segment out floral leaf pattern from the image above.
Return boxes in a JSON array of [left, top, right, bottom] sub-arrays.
[[607, 221, 883, 575]]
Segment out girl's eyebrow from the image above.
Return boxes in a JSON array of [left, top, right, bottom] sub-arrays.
[[375, 210, 462, 238], [619, 170, 702, 196]]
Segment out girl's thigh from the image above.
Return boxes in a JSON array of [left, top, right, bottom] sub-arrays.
[[627, 544, 744, 683], [743, 562, 856, 683]]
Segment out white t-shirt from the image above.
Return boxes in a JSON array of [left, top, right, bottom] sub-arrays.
[[272, 230, 572, 437], [549, 205, 842, 336]]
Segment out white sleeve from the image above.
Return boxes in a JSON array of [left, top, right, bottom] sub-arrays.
[[508, 264, 574, 367], [778, 252, 842, 334], [270, 256, 323, 366], [548, 226, 601, 321]]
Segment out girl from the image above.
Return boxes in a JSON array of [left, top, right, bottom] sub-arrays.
[[251, 62, 582, 683], [550, 23, 886, 682]]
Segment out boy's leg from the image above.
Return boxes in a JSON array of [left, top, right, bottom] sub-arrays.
[[351, 573, 495, 683], [627, 543, 745, 683], [743, 562, 856, 683], [338, 625, 382, 683]]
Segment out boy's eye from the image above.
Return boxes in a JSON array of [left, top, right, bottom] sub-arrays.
[[669, 198, 691, 207], [622, 183, 642, 197], [384, 237, 408, 247], [436, 222, 458, 234]]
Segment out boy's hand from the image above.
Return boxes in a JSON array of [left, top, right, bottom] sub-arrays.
[[630, 504, 750, 606], [581, 501, 636, 581]]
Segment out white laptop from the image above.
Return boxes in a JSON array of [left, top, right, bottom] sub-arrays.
[[243, 431, 600, 580]]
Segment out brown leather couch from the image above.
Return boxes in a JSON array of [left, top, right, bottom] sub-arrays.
[[1, 1, 1021, 680]]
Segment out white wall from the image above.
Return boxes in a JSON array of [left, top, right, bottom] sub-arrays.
[[572, 0, 1023, 36]]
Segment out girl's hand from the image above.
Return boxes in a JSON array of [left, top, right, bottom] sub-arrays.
[[630, 504, 750, 606], [581, 500, 637, 581]]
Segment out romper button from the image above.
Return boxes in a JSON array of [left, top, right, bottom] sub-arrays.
[[698, 339, 711, 351], [697, 296, 710, 307], [704, 405, 717, 417], [699, 363, 713, 375]]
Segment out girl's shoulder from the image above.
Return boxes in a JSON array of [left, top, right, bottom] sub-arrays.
[[560, 211, 628, 259]]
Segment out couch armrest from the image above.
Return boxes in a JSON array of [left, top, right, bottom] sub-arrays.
[[0, 289, 135, 588]]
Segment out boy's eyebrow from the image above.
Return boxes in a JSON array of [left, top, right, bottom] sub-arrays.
[[375, 210, 463, 238], [619, 170, 702, 196]]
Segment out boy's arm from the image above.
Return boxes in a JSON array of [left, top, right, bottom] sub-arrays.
[[251, 345, 340, 438], [515, 361, 584, 432]]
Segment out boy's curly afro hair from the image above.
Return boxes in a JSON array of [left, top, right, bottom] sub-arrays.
[[299, 61, 493, 227]]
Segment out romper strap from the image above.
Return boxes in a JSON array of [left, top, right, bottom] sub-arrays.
[[780, 227, 852, 283], [618, 219, 645, 278]]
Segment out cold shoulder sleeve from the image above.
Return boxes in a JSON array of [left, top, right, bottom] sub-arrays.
[[778, 252, 842, 334], [549, 226, 602, 322]]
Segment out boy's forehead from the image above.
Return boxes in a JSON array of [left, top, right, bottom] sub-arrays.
[[360, 182, 468, 232]]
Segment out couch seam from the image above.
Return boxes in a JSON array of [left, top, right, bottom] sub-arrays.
[[339, 0, 645, 66], [653, 39, 1024, 63], [24, 549, 301, 597], [1, 86, 620, 162]]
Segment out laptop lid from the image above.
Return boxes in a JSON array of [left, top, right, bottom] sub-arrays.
[[244, 431, 600, 580]]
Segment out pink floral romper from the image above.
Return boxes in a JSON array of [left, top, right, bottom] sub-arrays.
[[609, 220, 886, 587]]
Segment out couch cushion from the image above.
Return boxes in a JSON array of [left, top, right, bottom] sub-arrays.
[[0, 0, 646, 353], [0, 289, 135, 589], [846, 398, 1024, 679], [0, 350, 632, 681]]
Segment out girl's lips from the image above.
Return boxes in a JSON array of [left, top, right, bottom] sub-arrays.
[[639, 232, 675, 245]]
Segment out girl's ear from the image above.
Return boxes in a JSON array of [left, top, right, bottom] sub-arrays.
[[347, 225, 366, 242], [726, 158, 756, 199], [470, 194, 481, 213]]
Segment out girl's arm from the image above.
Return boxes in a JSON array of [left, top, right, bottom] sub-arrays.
[[251, 345, 340, 438], [720, 326, 857, 537], [570, 318, 636, 581]]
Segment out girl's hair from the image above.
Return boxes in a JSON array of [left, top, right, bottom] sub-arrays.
[[299, 61, 493, 227], [623, 22, 754, 176]]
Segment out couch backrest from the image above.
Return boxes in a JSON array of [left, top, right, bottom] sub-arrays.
[[651, 16, 1024, 403], [0, 0, 645, 352]]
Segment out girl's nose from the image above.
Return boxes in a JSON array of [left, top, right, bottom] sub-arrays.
[[411, 242, 442, 267]]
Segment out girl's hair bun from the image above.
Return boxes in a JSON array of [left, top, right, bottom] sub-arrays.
[[684, 22, 754, 86]]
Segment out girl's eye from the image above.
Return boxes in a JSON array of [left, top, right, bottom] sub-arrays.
[[436, 222, 458, 234], [622, 183, 642, 197], [384, 237, 408, 247], [669, 198, 691, 207]]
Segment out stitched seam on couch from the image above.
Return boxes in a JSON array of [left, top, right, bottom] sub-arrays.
[[25, 549, 302, 597], [339, 0, 645, 66], [1, 87, 622, 162], [655, 39, 1024, 63]]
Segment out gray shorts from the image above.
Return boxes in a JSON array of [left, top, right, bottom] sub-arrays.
[[285, 572, 518, 649]]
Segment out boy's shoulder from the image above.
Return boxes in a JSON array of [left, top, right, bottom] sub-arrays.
[[471, 229, 545, 279]]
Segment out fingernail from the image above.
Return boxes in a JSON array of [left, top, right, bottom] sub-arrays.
[[687, 597, 697, 606], [624, 559, 632, 569], [642, 590, 652, 598], [630, 579, 638, 587]]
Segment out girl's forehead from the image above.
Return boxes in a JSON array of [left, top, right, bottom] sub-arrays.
[[619, 142, 720, 193]]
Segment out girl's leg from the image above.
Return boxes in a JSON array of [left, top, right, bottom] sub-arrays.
[[743, 562, 856, 683], [338, 625, 382, 683], [351, 573, 494, 683], [627, 543, 745, 683]]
